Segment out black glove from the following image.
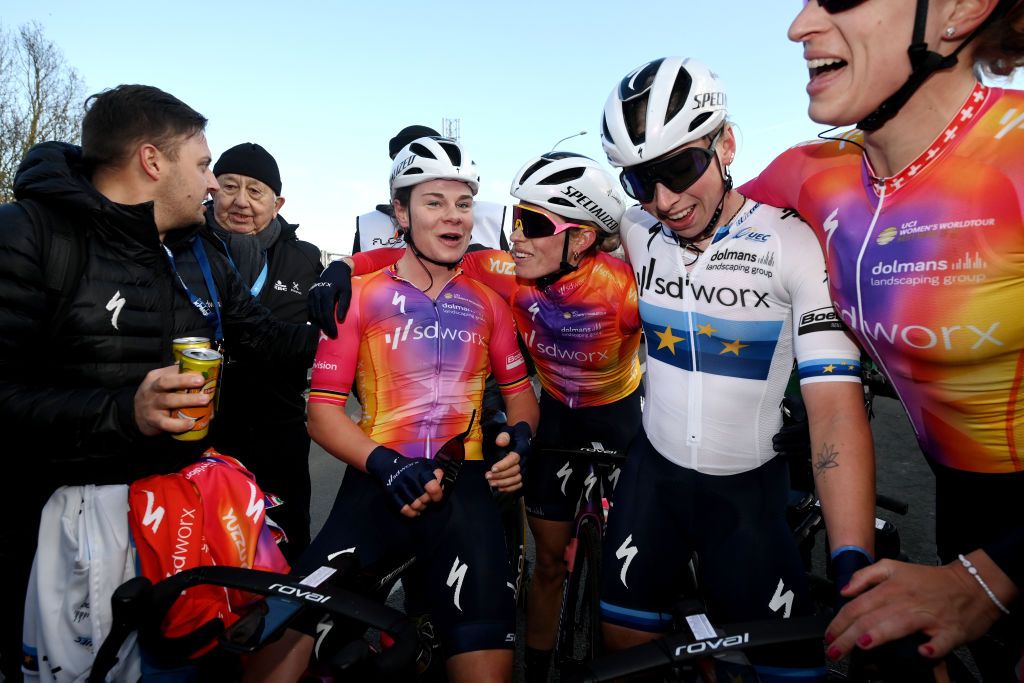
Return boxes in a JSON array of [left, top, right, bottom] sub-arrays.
[[495, 422, 533, 477], [831, 546, 873, 612], [307, 260, 353, 339], [365, 445, 439, 511]]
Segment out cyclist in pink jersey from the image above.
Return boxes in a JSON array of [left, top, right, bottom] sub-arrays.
[[741, 0, 1024, 675], [250, 137, 539, 683], [342, 152, 642, 681]]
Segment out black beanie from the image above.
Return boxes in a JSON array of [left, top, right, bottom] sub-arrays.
[[213, 142, 282, 195], [388, 125, 441, 159]]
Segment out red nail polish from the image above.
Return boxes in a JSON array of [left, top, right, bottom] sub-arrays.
[[857, 633, 873, 648], [824, 632, 835, 645], [827, 646, 841, 660], [922, 644, 935, 657]]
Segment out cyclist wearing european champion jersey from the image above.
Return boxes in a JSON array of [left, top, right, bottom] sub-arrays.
[[741, 0, 1024, 675], [252, 137, 538, 683], [348, 152, 642, 681], [596, 57, 876, 683]]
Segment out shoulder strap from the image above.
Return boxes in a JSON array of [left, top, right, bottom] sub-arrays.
[[21, 198, 88, 320]]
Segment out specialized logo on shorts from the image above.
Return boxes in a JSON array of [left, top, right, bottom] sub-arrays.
[[615, 535, 638, 588], [447, 557, 469, 611], [106, 290, 126, 330], [583, 471, 598, 502], [315, 618, 333, 659], [556, 461, 573, 496], [768, 578, 794, 618]]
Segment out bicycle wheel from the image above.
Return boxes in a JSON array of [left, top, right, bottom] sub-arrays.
[[556, 517, 602, 667]]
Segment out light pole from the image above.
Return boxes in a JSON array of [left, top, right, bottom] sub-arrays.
[[550, 130, 587, 151]]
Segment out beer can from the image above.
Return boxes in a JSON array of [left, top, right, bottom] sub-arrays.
[[173, 347, 221, 441], [172, 337, 212, 362]]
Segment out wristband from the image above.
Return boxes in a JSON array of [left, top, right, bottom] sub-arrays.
[[831, 545, 874, 563], [958, 554, 1011, 616]]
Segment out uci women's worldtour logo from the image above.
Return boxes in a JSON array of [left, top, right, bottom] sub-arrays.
[[876, 216, 996, 245]]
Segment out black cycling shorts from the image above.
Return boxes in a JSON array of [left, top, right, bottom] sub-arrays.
[[524, 387, 641, 522], [295, 462, 515, 657], [600, 430, 822, 672]]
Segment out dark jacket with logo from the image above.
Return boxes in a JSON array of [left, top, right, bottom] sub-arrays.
[[0, 141, 318, 492], [201, 214, 323, 432]]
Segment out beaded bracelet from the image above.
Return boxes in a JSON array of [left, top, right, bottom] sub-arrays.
[[958, 554, 1012, 616]]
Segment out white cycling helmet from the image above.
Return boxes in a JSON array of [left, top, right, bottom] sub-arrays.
[[510, 152, 625, 234], [601, 57, 727, 168], [390, 136, 480, 197]]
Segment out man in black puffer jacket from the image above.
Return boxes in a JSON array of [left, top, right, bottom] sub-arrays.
[[0, 85, 318, 679], [202, 142, 324, 561]]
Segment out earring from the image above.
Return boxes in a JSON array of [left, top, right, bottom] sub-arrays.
[[945, 26, 956, 37], [571, 250, 580, 262]]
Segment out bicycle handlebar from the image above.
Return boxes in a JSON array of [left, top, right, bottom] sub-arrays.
[[536, 445, 626, 465], [89, 566, 417, 683]]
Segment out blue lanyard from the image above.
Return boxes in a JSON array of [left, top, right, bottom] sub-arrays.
[[163, 239, 223, 342], [214, 234, 269, 297]]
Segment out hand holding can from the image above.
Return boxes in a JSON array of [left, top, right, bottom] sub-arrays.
[[173, 348, 222, 441]]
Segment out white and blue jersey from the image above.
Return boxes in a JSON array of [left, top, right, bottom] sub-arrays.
[[621, 199, 862, 475]]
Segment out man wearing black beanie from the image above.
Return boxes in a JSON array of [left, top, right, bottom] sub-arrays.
[[352, 124, 510, 254], [203, 142, 323, 561]]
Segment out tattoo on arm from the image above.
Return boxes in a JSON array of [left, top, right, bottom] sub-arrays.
[[814, 442, 839, 476]]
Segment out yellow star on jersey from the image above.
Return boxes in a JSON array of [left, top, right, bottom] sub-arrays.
[[655, 325, 685, 355], [720, 339, 748, 356], [824, 364, 836, 373], [697, 322, 718, 337]]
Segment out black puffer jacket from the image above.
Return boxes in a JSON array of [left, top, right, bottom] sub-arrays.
[[201, 213, 323, 428], [0, 142, 318, 488]]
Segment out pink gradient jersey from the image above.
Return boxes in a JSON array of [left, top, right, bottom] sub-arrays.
[[351, 249, 642, 409], [742, 83, 1024, 473], [308, 267, 531, 461]]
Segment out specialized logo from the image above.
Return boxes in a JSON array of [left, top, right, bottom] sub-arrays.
[[607, 466, 621, 491], [768, 578, 794, 618], [528, 302, 540, 321], [327, 547, 357, 562], [315, 619, 333, 659], [823, 208, 840, 253], [798, 306, 843, 335], [556, 461, 573, 495], [561, 186, 620, 231], [106, 290, 126, 330], [583, 471, 598, 503], [692, 91, 726, 110], [392, 291, 407, 314], [140, 490, 165, 533], [447, 557, 469, 611], [615, 535, 638, 588]]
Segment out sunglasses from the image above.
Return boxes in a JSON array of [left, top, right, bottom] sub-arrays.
[[512, 205, 588, 239], [803, 0, 869, 14], [619, 128, 723, 203]]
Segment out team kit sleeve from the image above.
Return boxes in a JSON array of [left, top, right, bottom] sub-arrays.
[[738, 146, 807, 209], [460, 250, 518, 301], [484, 290, 532, 398], [307, 278, 364, 408], [782, 222, 862, 385], [350, 247, 404, 275]]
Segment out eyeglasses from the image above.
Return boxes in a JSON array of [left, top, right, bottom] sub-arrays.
[[512, 205, 588, 239], [619, 129, 722, 204], [803, 0, 870, 14]]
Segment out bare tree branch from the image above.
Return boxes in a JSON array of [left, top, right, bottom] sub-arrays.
[[0, 22, 85, 203]]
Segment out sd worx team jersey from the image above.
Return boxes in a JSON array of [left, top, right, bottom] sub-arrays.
[[742, 83, 1024, 474], [309, 267, 530, 461], [350, 249, 643, 409], [621, 201, 861, 475]]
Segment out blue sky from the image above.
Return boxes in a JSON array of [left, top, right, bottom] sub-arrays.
[[3, 1, 1012, 254]]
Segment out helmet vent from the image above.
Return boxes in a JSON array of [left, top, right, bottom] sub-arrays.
[[549, 197, 574, 208], [623, 98, 648, 147], [665, 69, 693, 125], [409, 142, 436, 159], [541, 167, 585, 185], [518, 159, 551, 185], [688, 112, 712, 133], [601, 115, 612, 143], [438, 140, 463, 166]]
